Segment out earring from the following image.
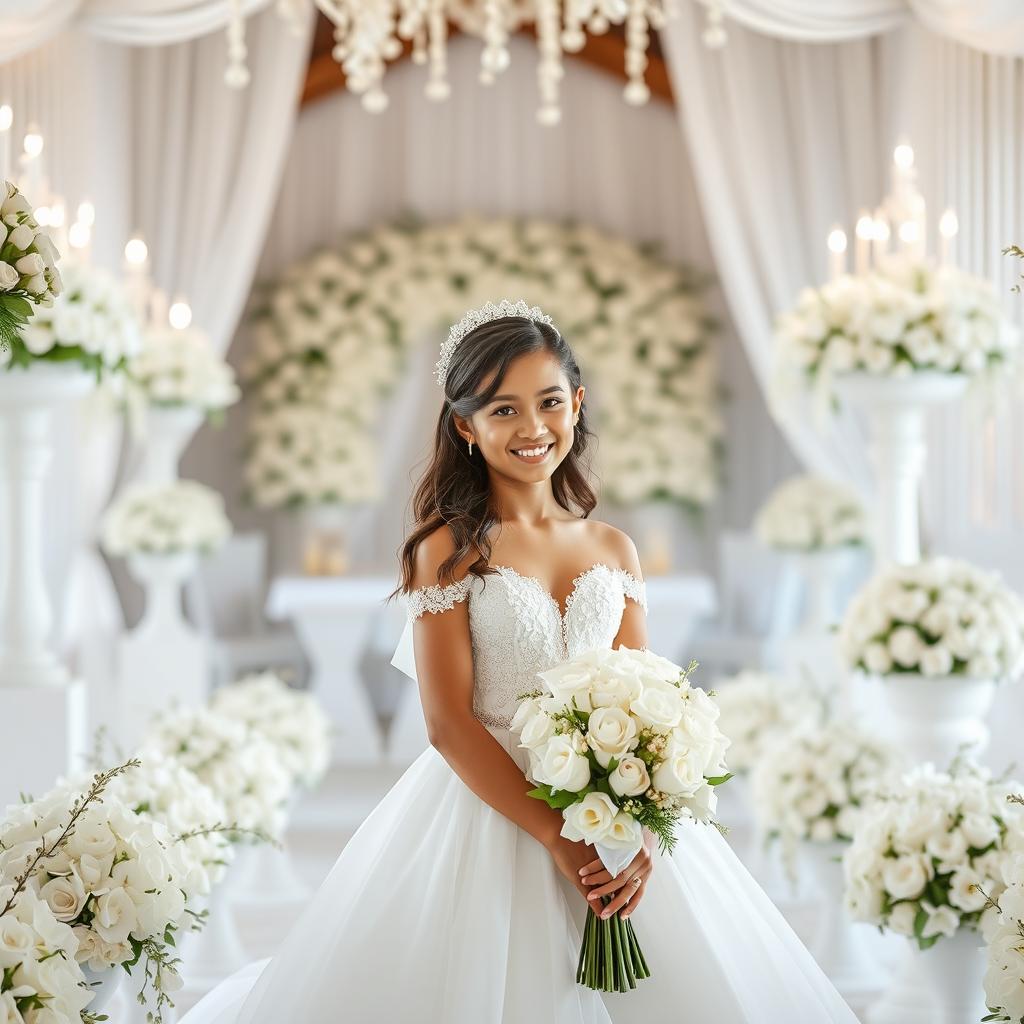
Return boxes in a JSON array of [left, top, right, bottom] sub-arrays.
[[468, 438, 474, 456]]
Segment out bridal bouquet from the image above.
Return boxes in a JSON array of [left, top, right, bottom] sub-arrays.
[[754, 475, 867, 552], [511, 645, 732, 992], [0, 763, 193, 1021], [17, 261, 141, 377], [0, 885, 95, 1024], [143, 708, 292, 842], [982, 809, 1024, 1023], [775, 258, 1017, 388], [0, 180, 62, 359], [101, 480, 233, 557], [210, 672, 332, 791], [710, 671, 814, 774], [751, 720, 899, 869], [843, 761, 1024, 949], [127, 324, 240, 419], [838, 557, 1024, 681]]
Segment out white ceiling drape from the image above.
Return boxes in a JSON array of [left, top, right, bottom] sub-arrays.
[[0, 0, 273, 61]]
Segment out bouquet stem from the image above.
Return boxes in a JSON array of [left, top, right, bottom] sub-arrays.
[[575, 894, 650, 992]]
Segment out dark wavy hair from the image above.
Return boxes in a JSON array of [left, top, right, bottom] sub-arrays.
[[388, 315, 597, 600]]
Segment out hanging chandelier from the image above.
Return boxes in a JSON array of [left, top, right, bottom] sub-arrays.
[[228, 0, 729, 124]]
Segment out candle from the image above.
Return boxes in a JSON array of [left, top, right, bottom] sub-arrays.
[[872, 210, 890, 268], [854, 212, 873, 275], [827, 226, 847, 282], [168, 297, 192, 330], [20, 125, 43, 201], [938, 208, 958, 268], [892, 142, 914, 203], [123, 235, 151, 323], [0, 105, 12, 185]]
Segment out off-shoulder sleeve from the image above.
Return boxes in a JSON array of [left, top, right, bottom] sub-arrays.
[[617, 568, 648, 614], [406, 575, 473, 621]]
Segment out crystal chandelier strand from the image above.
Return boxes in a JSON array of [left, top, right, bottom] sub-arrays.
[[426, 0, 452, 100], [535, 0, 565, 126]]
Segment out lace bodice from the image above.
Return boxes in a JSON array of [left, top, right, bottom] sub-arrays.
[[405, 562, 647, 729]]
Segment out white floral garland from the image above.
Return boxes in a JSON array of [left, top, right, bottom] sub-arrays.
[[754, 474, 868, 552], [244, 216, 720, 509]]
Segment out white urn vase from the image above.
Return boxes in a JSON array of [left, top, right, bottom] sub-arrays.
[[80, 963, 124, 1014], [834, 372, 967, 566], [868, 928, 988, 1024], [801, 840, 885, 998], [178, 881, 247, 991], [792, 548, 857, 634], [879, 673, 997, 764], [136, 405, 204, 485]]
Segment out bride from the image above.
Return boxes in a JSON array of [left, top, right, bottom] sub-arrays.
[[181, 299, 859, 1023]]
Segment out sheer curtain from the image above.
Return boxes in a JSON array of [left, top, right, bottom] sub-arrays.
[[183, 32, 800, 579]]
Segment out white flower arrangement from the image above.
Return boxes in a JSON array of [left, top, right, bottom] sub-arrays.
[[0, 180, 63, 361], [843, 761, 1024, 950], [245, 216, 721, 509], [127, 325, 240, 418], [143, 708, 292, 842], [709, 671, 815, 774], [0, 765, 193, 1021], [100, 480, 232, 557], [775, 258, 1018, 397], [16, 261, 141, 377], [511, 645, 732, 992], [0, 885, 94, 1024], [751, 720, 900, 853], [754, 475, 868, 552], [838, 557, 1024, 681], [982, 816, 1024, 1023], [210, 672, 332, 790]]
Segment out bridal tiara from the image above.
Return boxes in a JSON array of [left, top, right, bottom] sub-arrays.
[[434, 298, 559, 387]]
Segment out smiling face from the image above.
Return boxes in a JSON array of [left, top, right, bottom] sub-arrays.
[[455, 347, 585, 482]]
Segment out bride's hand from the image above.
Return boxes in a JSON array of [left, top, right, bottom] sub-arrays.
[[577, 828, 656, 919], [546, 833, 601, 901]]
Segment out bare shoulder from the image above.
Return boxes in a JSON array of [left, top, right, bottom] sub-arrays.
[[411, 523, 474, 591], [584, 519, 643, 579]]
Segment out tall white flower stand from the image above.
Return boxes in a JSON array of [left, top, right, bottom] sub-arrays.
[[868, 928, 988, 1024], [178, 882, 248, 993], [226, 837, 310, 906], [878, 674, 996, 764], [834, 373, 967, 565], [136, 406, 204, 485], [0, 363, 91, 807], [117, 550, 208, 746], [801, 840, 886, 999]]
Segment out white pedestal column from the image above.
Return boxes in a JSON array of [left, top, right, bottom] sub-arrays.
[[0, 363, 94, 805], [835, 373, 967, 566], [117, 551, 209, 747], [135, 406, 203, 485]]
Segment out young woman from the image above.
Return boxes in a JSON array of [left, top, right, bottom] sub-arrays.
[[181, 299, 858, 1023]]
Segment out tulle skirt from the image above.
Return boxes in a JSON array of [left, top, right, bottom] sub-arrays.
[[180, 726, 859, 1023]]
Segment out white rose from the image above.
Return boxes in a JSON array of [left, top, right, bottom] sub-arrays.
[[560, 792, 618, 844], [0, 914, 35, 968], [8, 224, 33, 250], [889, 626, 924, 668], [0, 263, 18, 291], [920, 644, 954, 677], [39, 872, 87, 922], [518, 710, 556, 751], [538, 736, 592, 793], [652, 738, 704, 797], [92, 888, 137, 945], [882, 855, 930, 900], [14, 253, 43, 277], [960, 812, 999, 850], [586, 707, 638, 768], [630, 686, 683, 730], [921, 902, 960, 939], [863, 642, 893, 674], [925, 829, 968, 868], [948, 869, 987, 912], [887, 901, 918, 936], [608, 755, 651, 798]]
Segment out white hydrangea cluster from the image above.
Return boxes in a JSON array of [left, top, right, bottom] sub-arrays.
[[0, 779, 192, 991], [0, 885, 94, 1024], [843, 762, 1024, 949], [754, 474, 868, 552], [751, 720, 900, 847], [776, 257, 1018, 388], [101, 479, 232, 557], [983, 836, 1024, 1023], [839, 557, 1024, 681], [709, 671, 814, 774], [211, 672, 333, 790], [128, 325, 240, 414], [245, 216, 720, 509], [16, 261, 141, 374], [143, 708, 292, 841]]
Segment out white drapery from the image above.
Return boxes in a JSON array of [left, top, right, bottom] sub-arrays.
[[183, 32, 800, 578], [0, 0, 273, 61]]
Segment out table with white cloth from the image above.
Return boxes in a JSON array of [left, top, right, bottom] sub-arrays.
[[266, 572, 717, 767]]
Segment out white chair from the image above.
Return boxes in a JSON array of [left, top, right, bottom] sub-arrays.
[[185, 531, 308, 689], [687, 531, 803, 677]]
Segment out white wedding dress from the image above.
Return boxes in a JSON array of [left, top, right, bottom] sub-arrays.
[[180, 561, 859, 1023]]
